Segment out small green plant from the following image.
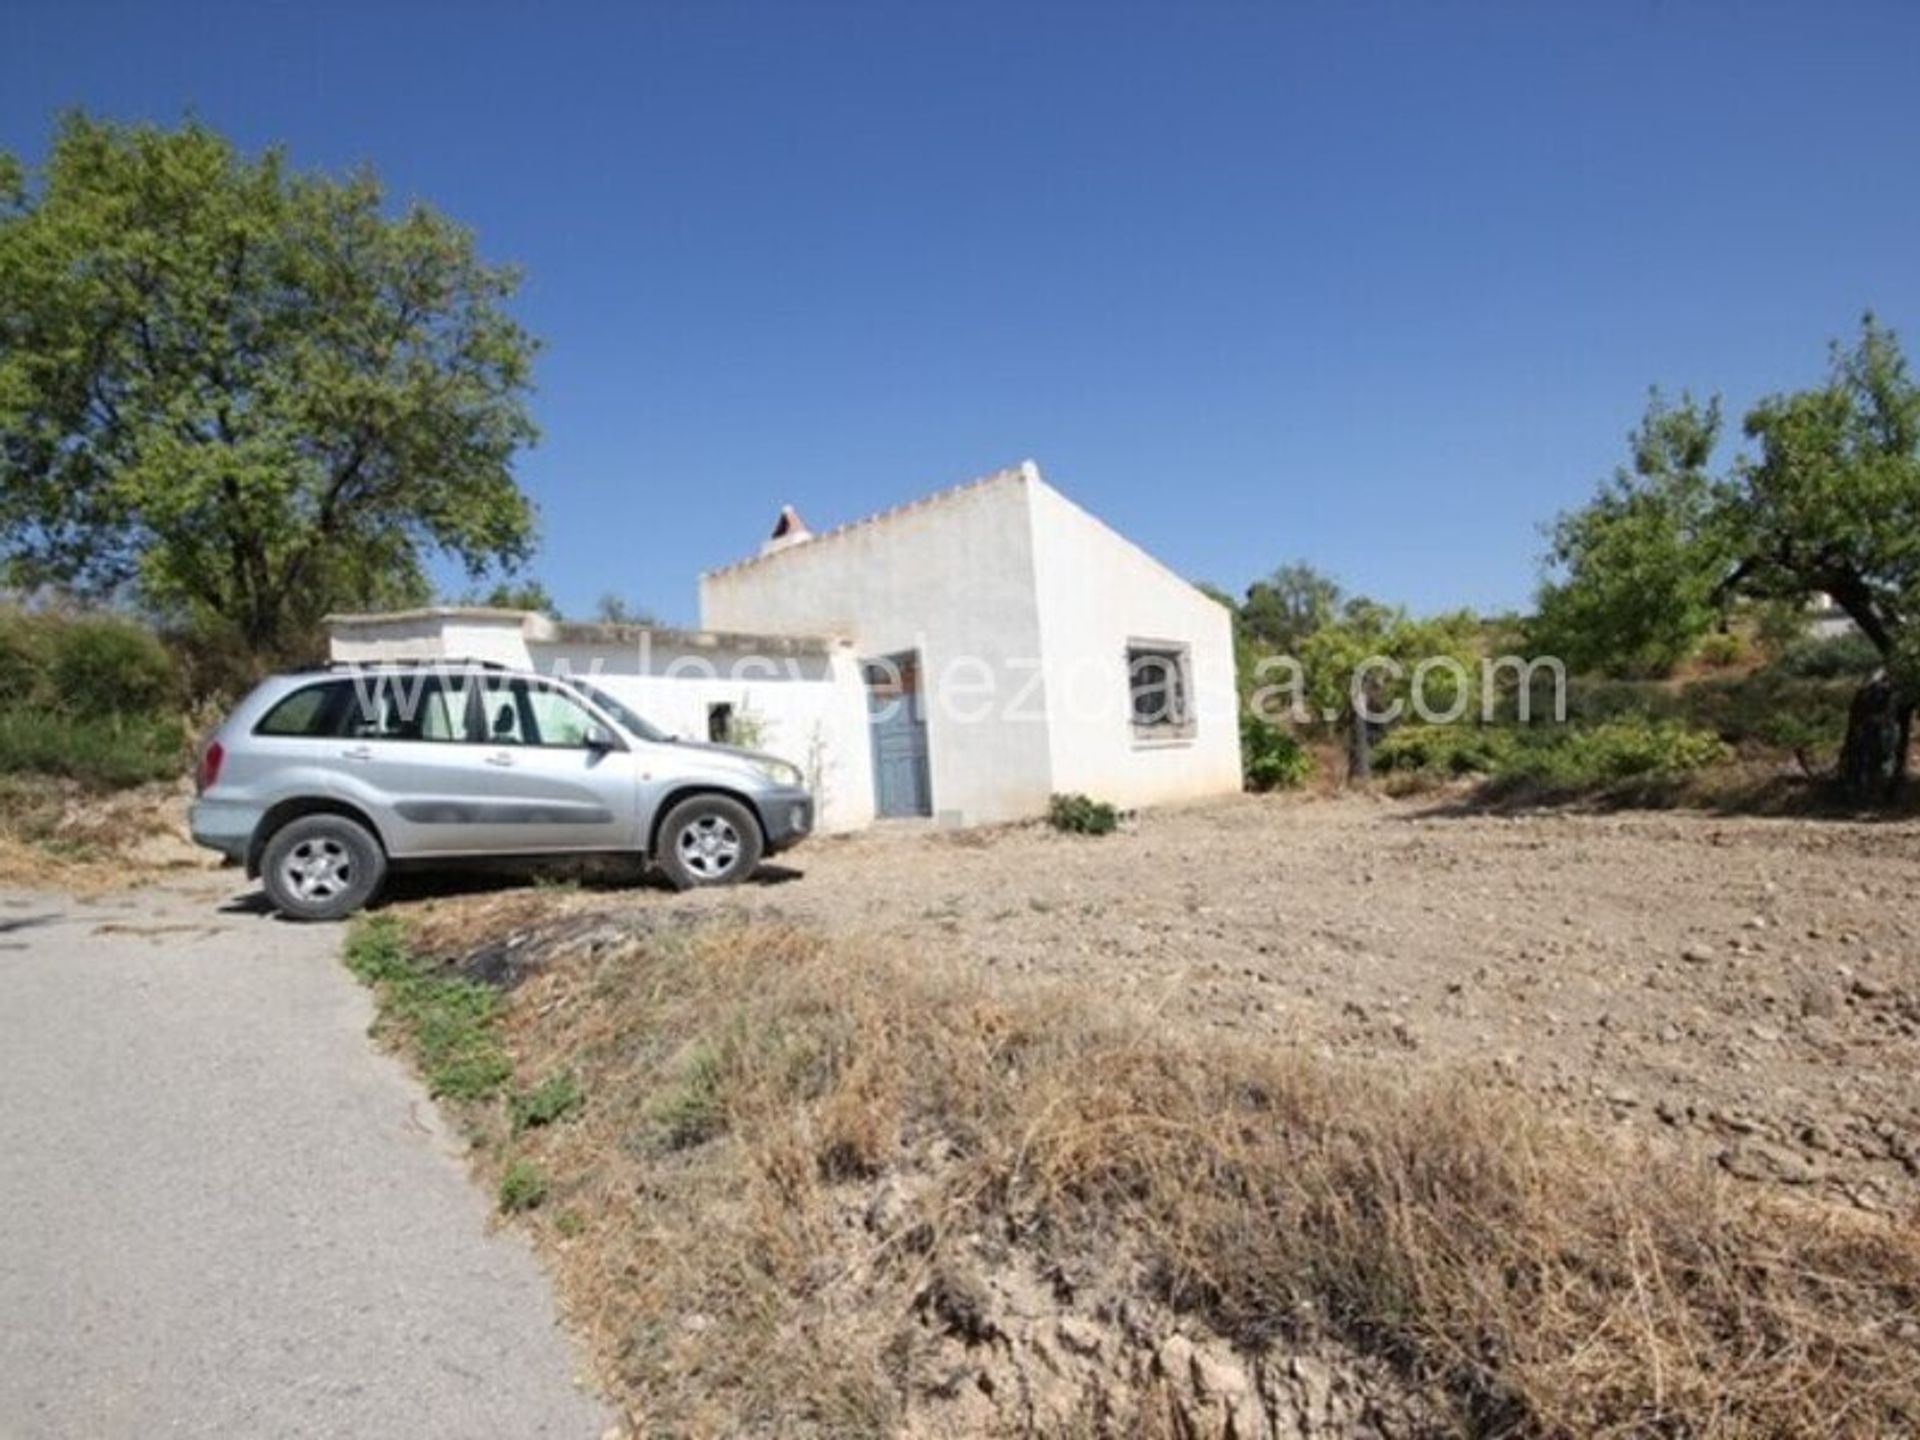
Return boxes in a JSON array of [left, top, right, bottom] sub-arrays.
[[554, 1209, 586, 1239], [498, 1158, 548, 1213], [1694, 631, 1746, 669], [344, 916, 513, 1101], [1047, 793, 1119, 835], [510, 1071, 584, 1133], [645, 1041, 728, 1151], [1240, 715, 1313, 791]]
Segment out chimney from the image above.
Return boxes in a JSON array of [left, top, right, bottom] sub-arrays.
[[760, 504, 813, 556]]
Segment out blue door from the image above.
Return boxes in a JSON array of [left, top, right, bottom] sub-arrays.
[[865, 653, 932, 818]]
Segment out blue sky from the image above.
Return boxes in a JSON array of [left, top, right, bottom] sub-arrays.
[[8, 2, 1919, 624]]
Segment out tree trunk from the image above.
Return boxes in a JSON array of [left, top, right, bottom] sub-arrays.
[[1347, 711, 1373, 785], [1839, 674, 1913, 802]]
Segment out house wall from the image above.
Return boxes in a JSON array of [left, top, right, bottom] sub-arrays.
[[327, 611, 536, 667], [1025, 477, 1244, 809], [700, 468, 1056, 825]]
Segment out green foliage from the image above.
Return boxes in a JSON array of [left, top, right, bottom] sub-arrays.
[[509, 1071, 584, 1134], [0, 619, 44, 698], [1241, 715, 1313, 791], [1378, 717, 1729, 789], [1047, 792, 1119, 835], [344, 916, 513, 1101], [497, 1159, 549, 1214], [46, 616, 178, 714], [1774, 631, 1882, 679], [1297, 599, 1482, 725], [1374, 725, 1519, 777], [1538, 320, 1920, 694], [1751, 599, 1810, 660], [1503, 719, 1731, 787], [0, 113, 539, 657], [458, 578, 558, 617], [1676, 672, 1854, 756], [1532, 391, 1732, 678], [1732, 318, 1920, 682], [0, 610, 185, 786], [0, 708, 185, 787], [1241, 561, 1342, 654], [1693, 631, 1746, 670], [645, 1041, 727, 1151]]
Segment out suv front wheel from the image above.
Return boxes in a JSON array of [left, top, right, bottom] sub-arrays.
[[655, 794, 764, 890], [261, 813, 388, 921]]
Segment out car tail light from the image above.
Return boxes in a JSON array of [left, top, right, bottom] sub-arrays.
[[197, 739, 224, 793]]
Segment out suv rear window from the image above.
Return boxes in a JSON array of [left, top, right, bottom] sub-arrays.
[[255, 680, 351, 737]]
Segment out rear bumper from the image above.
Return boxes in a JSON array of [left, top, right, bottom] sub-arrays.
[[188, 797, 261, 864], [757, 788, 814, 853]]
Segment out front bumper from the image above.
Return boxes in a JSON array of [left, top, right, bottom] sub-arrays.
[[757, 788, 814, 853], [188, 797, 261, 864]]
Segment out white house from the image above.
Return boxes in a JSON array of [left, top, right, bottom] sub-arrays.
[[328, 461, 1242, 831]]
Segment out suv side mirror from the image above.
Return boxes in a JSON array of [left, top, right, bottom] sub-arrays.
[[584, 723, 618, 752]]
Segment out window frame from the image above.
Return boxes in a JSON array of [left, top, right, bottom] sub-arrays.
[[478, 677, 629, 751], [1125, 640, 1196, 745]]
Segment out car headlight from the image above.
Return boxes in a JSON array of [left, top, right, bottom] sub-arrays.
[[747, 757, 804, 787]]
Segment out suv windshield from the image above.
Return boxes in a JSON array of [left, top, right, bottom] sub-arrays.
[[575, 682, 668, 743]]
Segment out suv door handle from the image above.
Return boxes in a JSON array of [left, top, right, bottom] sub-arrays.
[[341, 745, 373, 761], [485, 751, 515, 767]]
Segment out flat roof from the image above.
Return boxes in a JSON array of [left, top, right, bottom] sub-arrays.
[[326, 607, 837, 658], [544, 620, 835, 657]]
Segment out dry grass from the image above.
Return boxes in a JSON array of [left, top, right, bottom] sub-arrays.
[[399, 909, 1920, 1438], [0, 774, 207, 890]]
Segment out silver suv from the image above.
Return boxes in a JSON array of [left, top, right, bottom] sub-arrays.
[[189, 662, 814, 920]]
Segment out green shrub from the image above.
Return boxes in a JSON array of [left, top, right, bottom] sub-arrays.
[[1504, 717, 1730, 787], [48, 617, 178, 715], [1773, 631, 1881, 680], [1373, 724, 1519, 776], [1241, 715, 1313, 791], [1676, 672, 1853, 755], [0, 617, 47, 701], [497, 1159, 549, 1213], [1047, 793, 1119, 835], [0, 708, 186, 788], [1377, 716, 1731, 790]]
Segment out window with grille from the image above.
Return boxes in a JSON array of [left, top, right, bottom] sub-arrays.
[[1127, 643, 1194, 740]]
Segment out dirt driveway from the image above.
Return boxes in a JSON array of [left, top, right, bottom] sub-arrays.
[[631, 795, 1920, 1210]]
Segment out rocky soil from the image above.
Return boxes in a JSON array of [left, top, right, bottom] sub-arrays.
[[658, 793, 1920, 1214]]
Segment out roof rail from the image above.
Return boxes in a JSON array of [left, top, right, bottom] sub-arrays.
[[321, 656, 519, 672]]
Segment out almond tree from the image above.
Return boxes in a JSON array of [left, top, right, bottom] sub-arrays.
[[0, 114, 540, 659]]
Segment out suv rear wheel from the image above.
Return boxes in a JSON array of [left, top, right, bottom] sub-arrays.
[[655, 794, 764, 890], [261, 813, 387, 921]]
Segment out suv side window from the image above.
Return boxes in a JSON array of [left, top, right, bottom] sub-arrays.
[[337, 674, 479, 743], [256, 680, 352, 738], [479, 679, 603, 748]]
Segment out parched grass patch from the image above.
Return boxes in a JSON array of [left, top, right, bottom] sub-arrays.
[[360, 911, 1920, 1437]]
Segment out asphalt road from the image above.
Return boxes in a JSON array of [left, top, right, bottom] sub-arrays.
[[0, 876, 611, 1440]]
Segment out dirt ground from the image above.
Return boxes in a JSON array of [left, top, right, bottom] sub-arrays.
[[604, 792, 1920, 1213]]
